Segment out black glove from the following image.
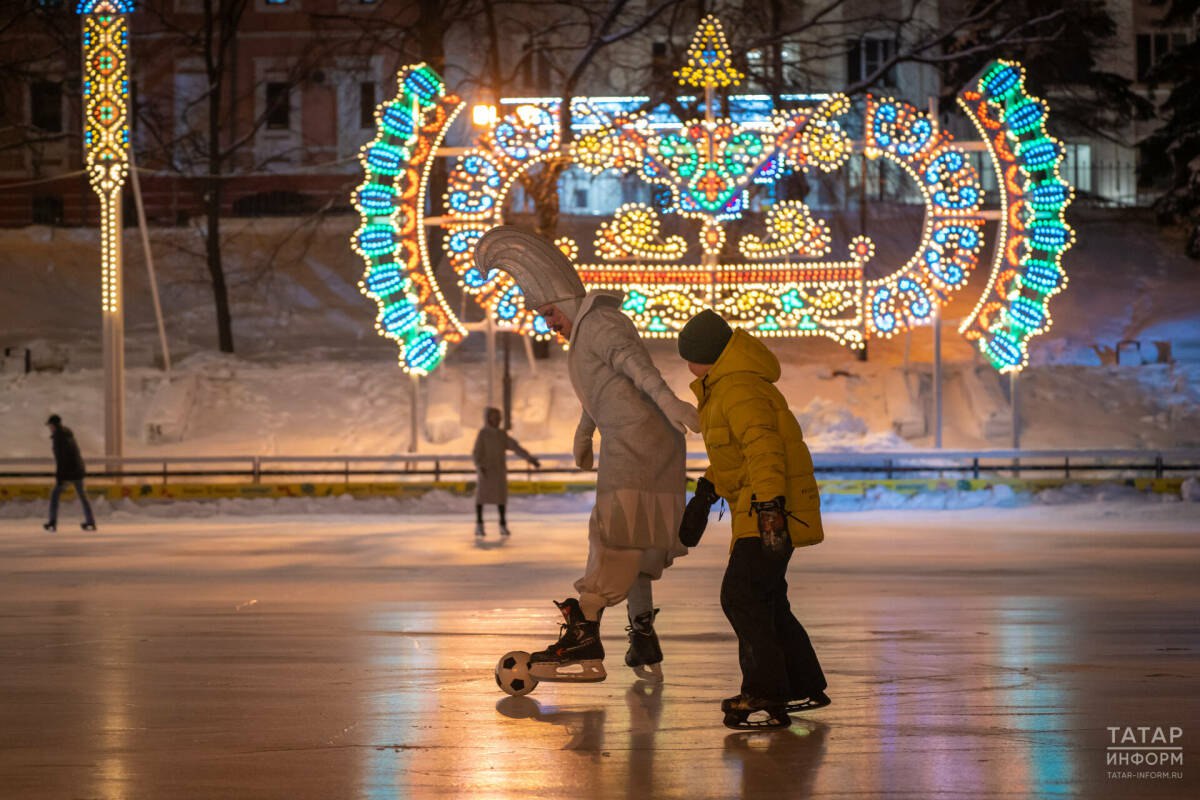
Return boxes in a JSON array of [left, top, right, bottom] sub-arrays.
[[751, 495, 793, 559], [679, 477, 718, 547], [529, 457, 541, 469]]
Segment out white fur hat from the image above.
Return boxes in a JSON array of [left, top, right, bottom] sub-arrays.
[[474, 226, 585, 311]]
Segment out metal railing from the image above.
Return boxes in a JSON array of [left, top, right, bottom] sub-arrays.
[[2, 448, 1198, 485]]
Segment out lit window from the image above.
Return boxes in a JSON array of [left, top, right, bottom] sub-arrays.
[[1061, 143, 1092, 194]]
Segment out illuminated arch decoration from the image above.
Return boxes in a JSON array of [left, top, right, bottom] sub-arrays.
[[957, 61, 1075, 372], [862, 96, 986, 338], [351, 16, 1073, 374], [351, 64, 467, 375]]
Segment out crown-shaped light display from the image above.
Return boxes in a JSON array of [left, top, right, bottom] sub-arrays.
[[675, 15, 743, 89], [351, 14, 1075, 376]]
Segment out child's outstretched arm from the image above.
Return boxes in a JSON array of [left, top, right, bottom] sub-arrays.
[[505, 434, 540, 468]]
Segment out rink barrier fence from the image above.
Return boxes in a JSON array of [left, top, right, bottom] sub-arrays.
[[0, 476, 1188, 504], [1, 449, 1196, 504]]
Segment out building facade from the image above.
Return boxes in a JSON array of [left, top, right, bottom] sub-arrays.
[[0, 0, 1193, 227]]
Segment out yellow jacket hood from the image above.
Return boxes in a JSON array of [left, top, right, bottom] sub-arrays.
[[690, 328, 781, 403]]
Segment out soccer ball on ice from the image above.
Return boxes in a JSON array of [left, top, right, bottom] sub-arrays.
[[495, 650, 538, 696]]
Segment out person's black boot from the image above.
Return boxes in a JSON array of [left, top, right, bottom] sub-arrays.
[[624, 608, 663, 681], [721, 694, 791, 730], [787, 691, 831, 713], [528, 599, 606, 682]]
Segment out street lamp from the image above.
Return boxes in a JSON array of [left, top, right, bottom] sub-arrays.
[[471, 102, 497, 127], [76, 0, 133, 467]]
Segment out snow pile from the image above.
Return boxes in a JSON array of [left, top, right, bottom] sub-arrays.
[[3, 481, 1193, 522], [2, 209, 1200, 457], [823, 483, 1022, 511]]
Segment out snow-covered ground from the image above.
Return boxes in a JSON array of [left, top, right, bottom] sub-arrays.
[[2, 208, 1199, 459]]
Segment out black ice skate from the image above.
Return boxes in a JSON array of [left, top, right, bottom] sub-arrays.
[[786, 691, 831, 714], [81, 522, 96, 531], [43, 522, 55, 532], [528, 598, 606, 683], [624, 608, 663, 682], [475, 522, 485, 538], [721, 694, 791, 730]]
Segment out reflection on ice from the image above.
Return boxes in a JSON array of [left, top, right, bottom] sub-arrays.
[[0, 510, 1195, 799], [997, 600, 1075, 797], [723, 721, 830, 797], [496, 696, 607, 752], [364, 609, 440, 800]]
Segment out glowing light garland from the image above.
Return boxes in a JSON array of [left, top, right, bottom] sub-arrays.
[[351, 64, 466, 375], [351, 15, 1074, 374], [595, 203, 687, 261], [739, 201, 832, 260], [79, 8, 130, 314], [957, 61, 1075, 372], [862, 96, 986, 339]]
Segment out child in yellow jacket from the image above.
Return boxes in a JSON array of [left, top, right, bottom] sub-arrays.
[[677, 309, 829, 730]]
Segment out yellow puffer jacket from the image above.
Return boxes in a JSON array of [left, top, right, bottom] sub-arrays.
[[689, 329, 823, 548]]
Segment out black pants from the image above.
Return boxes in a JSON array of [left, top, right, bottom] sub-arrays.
[[49, 479, 95, 526], [475, 504, 506, 524], [720, 536, 826, 701]]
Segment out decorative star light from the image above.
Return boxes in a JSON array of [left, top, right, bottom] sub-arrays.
[[675, 15, 744, 89]]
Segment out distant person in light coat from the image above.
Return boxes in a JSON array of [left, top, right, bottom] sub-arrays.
[[472, 407, 539, 537], [44, 414, 97, 532]]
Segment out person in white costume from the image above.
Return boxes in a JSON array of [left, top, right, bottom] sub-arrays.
[[475, 226, 699, 682]]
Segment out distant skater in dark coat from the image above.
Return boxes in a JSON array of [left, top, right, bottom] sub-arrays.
[[472, 407, 539, 537], [44, 414, 96, 532]]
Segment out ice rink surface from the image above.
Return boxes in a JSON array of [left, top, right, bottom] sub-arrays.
[[0, 504, 1197, 799]]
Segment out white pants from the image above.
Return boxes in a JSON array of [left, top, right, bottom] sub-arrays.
[[574, 527, 670, 621]]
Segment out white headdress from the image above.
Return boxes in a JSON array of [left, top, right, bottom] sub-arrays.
[[474, 226, 586, 311]]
